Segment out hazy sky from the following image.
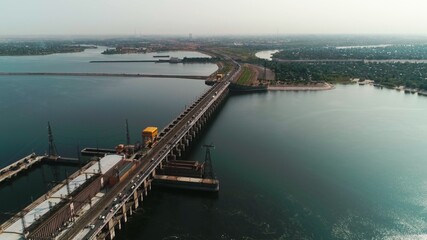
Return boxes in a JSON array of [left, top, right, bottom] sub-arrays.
[[1, 0, 427, 36]]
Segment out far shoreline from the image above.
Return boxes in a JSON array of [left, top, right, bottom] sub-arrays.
[[267, 82, 334, 91]]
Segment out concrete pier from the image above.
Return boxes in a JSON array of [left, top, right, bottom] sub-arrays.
[[0, 153, 42, 184]]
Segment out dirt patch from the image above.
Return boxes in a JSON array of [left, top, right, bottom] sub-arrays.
[[250, 64, 275, 81]]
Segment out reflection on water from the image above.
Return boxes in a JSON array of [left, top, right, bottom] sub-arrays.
[[118, 85, 427, 239]]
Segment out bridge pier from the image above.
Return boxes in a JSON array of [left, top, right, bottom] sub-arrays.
[[179, 143, 185, 152], [186, 134, 192, 142], [133, 191, 139, 209], [174, 148, 181, 158], [122, 205, 127, 223], [108, 219, 115, 240], [144, 180, 148, 196], [167, 154, 176, 161]]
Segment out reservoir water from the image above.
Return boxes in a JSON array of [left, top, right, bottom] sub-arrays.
[[0, 47, 215, 166], [255, 50, 280, 61], [117, 85, 427, 240], [0, 47, 213, 222], [1, 48, 427, 239]]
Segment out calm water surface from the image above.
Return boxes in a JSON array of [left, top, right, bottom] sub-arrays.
[[0, 47, 214, 165], [255, 50, 280, 61], [118, 85, 427, 240], [0, 48, 213, 222], [1, 48, 427, 239], [0, 46, 216, 75]]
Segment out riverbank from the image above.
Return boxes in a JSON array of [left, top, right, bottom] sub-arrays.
[[0, 44, 96, 56], [350, 78, 427, 97], [268, 82, 334, 91]]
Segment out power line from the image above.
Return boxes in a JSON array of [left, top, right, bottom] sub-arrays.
[[202, 144, 215, 179]]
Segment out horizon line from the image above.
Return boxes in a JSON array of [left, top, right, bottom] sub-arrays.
[[2, 33, 427, 40]]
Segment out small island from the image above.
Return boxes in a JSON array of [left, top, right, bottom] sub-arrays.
[[0, 41, 96, 56]]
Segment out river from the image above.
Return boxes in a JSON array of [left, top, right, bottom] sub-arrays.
[[1, 48, 427, 239], [0, 47, 214, 223], [116, 84, 427, 240]]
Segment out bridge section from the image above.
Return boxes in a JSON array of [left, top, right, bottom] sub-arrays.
[[51, 64, 239, 240], [76, 81, 231, 240], [0, 53, 241, 240]]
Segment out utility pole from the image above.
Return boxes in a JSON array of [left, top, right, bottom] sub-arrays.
[[77, 144, 82, 168], [20, 212, 26, 233], [47, 122, 60, 182], [98, 158, 102, 174], [47, 121, 58, 158], [126, 119, 130, 146], [65, 170, 70, 197], [202, 144, 215, 179]]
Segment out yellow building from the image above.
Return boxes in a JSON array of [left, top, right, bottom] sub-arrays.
[[142, 127, 158, 147]]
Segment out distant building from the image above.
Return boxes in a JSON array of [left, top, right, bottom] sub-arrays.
[[116, 46, 146, 54]]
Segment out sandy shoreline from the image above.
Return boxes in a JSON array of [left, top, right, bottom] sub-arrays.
[[267, 83, 334, 91]]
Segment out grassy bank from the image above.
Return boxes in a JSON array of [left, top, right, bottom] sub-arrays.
[[236, 66, 253, 85]]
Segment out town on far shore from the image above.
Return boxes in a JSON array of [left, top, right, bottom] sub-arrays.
[[1, 35, 427, 95]]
